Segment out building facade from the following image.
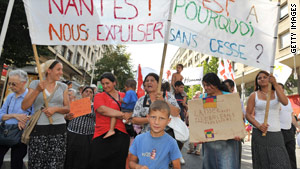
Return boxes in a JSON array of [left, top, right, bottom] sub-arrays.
[[42, 45, 111, 87]]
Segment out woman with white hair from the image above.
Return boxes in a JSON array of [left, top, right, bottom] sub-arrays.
[[22, 60, 70, 169], [0, 69, 33, 169]]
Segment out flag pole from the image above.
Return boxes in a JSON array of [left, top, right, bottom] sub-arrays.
[[32, 44, 53, 124], [262, 0, 280, 136], [157, 0, 175, 92], [0, 0, 15, 58]]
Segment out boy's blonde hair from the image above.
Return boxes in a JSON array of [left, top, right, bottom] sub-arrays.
[[149, 100, 170, 117]]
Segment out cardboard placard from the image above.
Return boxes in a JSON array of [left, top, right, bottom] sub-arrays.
[[70, 97, 92, 118], [188, 93, 246, 142]]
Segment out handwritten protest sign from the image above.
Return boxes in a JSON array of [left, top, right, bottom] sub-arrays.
[[70, 97, 92, 118], [164, 67, 203, 86], [23, 0, 279, 70], [23, 0, 170, 45], [169, 0, 279, 71], [188, 93, 246, 142]]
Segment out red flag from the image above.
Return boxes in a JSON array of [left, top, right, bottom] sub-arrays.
[[137, 64, 145, 98]]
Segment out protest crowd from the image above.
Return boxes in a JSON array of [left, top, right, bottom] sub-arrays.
[[0, 61, 299, 169]]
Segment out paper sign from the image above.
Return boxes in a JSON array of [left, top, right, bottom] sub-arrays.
[[70, 97, 92, 118], [188, 93, 246, 142]]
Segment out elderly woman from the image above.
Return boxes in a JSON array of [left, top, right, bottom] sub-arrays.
[[65, 86, 95, 169], [246, 71, 291, 169], [0, 70, 33, 169], [22, 60, 70, 169], [89, 72, 131, 169]]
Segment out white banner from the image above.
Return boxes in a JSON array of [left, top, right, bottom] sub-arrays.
[[23, 0, 170, 45], [169, 0, 279, 71], [164, 67, 203, 86], [23, 0, 279, 71], [273, 61, 292, 85]]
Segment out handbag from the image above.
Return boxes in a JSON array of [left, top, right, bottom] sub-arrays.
[[105, 92, 137, 137], [168, 115, 189, 142], [0, 96, 23, 146], [21, 85, 59, 144]]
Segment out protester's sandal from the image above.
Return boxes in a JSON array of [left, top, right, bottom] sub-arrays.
[[187, 149, 194, 154], [195, 151, 201, 156]]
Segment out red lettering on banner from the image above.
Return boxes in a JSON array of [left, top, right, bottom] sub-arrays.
[[145, 23, 154, 42], [80, 24, 89, 41], [49, 0, 93, 16], [49, 23, 63, 40], [131, 25, 138, 42], [125, 0, 138, 20], [100, 0, 104, 16], [97, 24, 105, 41], [49, 23, 89, 41], [65, 0, 80, 16], [114, 0, 138, 20], [137, 24, 146, 41], [63, 24, 72, 41], [96, 22, 164, 43], [202, 0, 235, 17], [49, 0, 63, 14], [80, 0, 94, 15], [153, 22, 164, 40], [114, 0, 126, 19], [106, 25, 116, 41]]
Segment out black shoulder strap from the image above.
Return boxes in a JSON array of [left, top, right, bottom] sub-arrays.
[[143, 94, 151, 107], [105, 92, 121, 110], [6, 95, 14, 114]]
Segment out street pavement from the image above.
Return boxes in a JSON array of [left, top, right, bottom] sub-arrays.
[[180, 139, 300, 169], [2, 138, 300, 169]]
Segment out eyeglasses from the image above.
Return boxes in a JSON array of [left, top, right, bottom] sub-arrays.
[[8, 82, 18, 87]]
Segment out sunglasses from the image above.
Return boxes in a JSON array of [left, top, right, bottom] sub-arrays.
[[8, 82, 18, 87]]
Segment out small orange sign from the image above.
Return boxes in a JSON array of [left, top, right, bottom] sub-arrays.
[[70, 97, 92, 118]]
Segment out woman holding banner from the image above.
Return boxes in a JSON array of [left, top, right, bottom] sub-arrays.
[[200, 73, 241, 169], [89, 72, 131, 169], [22, 60, 70, 169], [64, 86, 95, 169], [246, 71, 291, 169]]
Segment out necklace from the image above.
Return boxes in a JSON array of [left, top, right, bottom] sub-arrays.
[[260, 90, 268, 95]]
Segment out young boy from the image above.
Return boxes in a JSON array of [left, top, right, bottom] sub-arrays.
[[171, 64, 184, 94], [103, 79, 138, 138], [174, 81, 188, 121], [129, 100, 182, 169]]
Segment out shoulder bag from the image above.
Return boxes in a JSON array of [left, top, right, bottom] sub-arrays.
[[0, 96, 31, 146], [21, 85, 59, 144]]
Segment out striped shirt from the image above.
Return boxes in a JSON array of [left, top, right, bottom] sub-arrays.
[[67, 105, 95, 135]]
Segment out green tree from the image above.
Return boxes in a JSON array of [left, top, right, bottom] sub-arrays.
[[0, 1, 53, 74], [94, 45, 134, 91], [202, 57, 219, 75]]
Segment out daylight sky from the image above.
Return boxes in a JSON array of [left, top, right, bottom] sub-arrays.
[[126, 44, 179, 76]]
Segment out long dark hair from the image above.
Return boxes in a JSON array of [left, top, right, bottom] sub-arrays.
[[202, 73, 229, 92], [254, 71, 275, 91]]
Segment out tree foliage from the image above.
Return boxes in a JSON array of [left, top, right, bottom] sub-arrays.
[[0, 1, 53, 73], [94, 45, 134, 91], [0, 1, 33, 68]]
